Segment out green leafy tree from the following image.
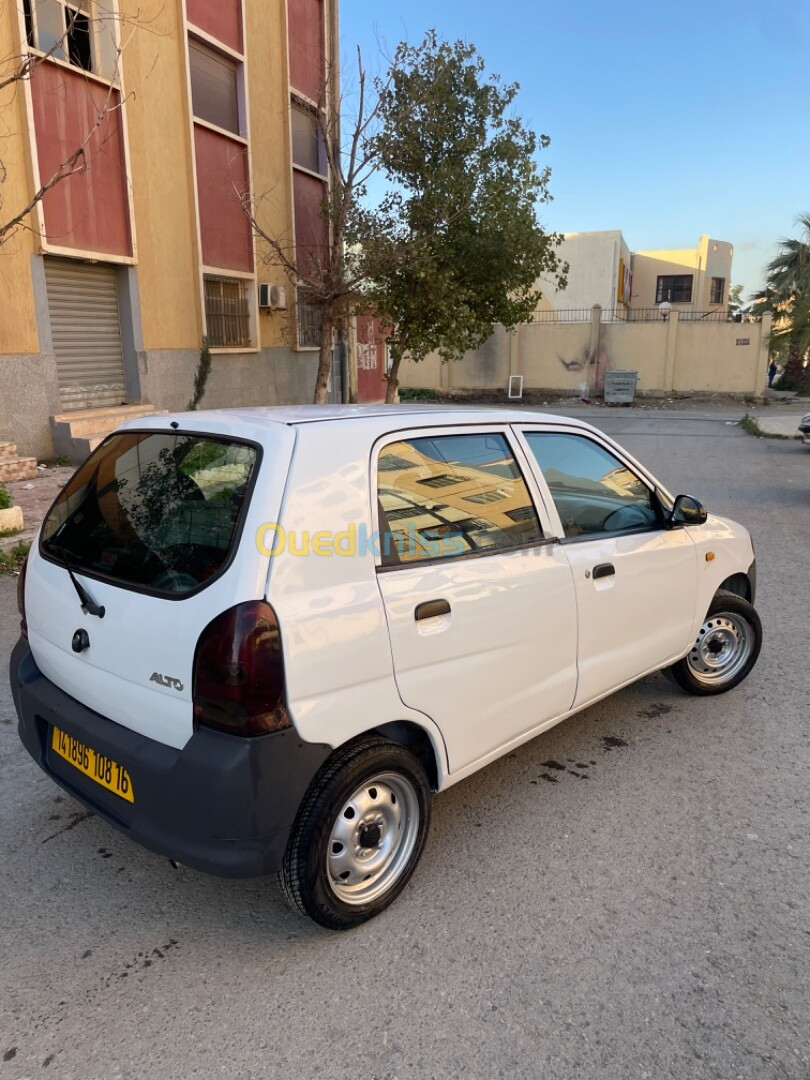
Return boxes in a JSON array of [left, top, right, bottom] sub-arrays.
[[727, 284, 745, 315], [352, 31, 566, 402], [751, 213, 810, 392]]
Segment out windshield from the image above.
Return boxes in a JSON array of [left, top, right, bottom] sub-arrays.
[[41, 432, 258, 596]]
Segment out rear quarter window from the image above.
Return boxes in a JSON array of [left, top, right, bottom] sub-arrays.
[[41, 432, 259, 596]]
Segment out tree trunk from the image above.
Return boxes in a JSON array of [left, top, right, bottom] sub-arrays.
[[385, 351, 402, 404], [781, 339, 810, 393], [313, 316, 334, 404], [344, 326, 358, 404]]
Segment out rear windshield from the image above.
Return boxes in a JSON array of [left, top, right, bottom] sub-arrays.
[[41, 432, 258, 596]]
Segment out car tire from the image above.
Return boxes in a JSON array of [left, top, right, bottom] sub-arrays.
[[279, 736, 431, 930], [667, 590, 762, 696]]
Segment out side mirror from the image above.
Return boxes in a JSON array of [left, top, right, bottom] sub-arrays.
[[670, 494, 708, 527]]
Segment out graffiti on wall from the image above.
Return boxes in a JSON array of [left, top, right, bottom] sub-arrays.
[[557, 344, 609, 391], [357, 342, 378, 371]]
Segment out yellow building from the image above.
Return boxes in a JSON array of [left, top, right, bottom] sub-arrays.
[[0, 0, 337, 461], [631, 234, 733, 312]]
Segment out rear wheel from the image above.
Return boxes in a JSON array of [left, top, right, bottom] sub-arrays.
[[279, 737, 431, 930], [667, 590, 762, 695]]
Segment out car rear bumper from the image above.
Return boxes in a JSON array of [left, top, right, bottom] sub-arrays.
[[10, 638, 331, 878]]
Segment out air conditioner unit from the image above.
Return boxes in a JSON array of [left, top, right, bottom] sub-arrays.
[[258, 283, 287, 310]]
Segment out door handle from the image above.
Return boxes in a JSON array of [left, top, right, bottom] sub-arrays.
[[415, 599, 451, 621], [592, 563, 615, 580]]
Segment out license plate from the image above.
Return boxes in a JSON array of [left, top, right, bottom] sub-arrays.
[[51, 726, 134, 803]]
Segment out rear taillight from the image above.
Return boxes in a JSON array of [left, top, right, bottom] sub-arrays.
[[192, 601, 291, 737], [17, 556, 28, 638]]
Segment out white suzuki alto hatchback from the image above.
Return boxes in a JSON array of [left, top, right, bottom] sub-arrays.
[[12, 406, 762, 929]]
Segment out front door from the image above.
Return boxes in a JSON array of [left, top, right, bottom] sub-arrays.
[[375, 427, 578, 775], [517, 427, 697, 706]]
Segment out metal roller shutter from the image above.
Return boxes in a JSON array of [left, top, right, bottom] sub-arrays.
[[189, 39, 240, 135], [44, 258, 126, 410]]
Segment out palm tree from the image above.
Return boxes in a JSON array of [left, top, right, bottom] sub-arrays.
[[751, 213, 810, 392]]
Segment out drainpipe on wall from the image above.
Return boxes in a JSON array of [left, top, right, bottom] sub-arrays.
[[588, 304, 602, 397], [508, 325, 516, 394], [663, 310, 680, 392]]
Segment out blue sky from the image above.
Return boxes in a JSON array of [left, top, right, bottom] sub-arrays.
[[338, 0, 810, 298]]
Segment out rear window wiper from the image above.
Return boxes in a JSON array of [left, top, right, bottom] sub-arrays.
[[52, 546, 106, 619]]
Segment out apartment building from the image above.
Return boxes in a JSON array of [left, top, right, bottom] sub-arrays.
[[0, 0, 337, 460]]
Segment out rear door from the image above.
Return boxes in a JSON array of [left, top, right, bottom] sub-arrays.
[[374, 426, 578, 775], [515, 426, 697, 706], [25, 424, 293, 750]]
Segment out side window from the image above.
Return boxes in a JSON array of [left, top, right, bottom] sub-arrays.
[[524, 432, 659, 539], [377, 432, 543, 566]]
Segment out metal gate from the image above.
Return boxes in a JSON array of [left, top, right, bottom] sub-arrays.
[[44, 258, 127, 410]]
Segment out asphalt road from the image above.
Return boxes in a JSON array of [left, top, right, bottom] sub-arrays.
[[1, 410, 808, 1080]]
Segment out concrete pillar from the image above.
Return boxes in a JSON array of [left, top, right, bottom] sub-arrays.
[[663, 310, 679, 392]]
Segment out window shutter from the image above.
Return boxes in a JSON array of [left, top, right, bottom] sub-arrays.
[[291, 104, 326, 175], [189, 39, 240, 135]]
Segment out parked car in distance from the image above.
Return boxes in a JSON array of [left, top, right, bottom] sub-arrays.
[[798, 411, 810, 447], [10, 406, 762, 929]]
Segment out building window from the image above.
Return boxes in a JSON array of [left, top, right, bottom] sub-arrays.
[[297, 287, 323, 348], [204, 276, 251, 348], [656, 275, 693, 304], [711, 277, 725, 304], [64, 6, 92, 70], [291, 103, 327, 176], [23, 0, 35, 46], [27, 0, 118, 80], [189, 38, 241, 136]]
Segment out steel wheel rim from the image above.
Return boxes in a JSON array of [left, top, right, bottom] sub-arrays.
[[326, 772, 420, 906], [686, 611, 754, 686]]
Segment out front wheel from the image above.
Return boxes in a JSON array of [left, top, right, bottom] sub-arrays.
[[279, 737, 431, 930], [667, 590, 762, 696]]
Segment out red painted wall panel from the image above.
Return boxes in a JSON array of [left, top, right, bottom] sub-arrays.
[[31, 63, 131, 257], [293, 170, 328, 278], [194, 124, 253, 272], [187, 0, 242, 53], [288, 0, 324, 101], [356, 315, 388, 403]]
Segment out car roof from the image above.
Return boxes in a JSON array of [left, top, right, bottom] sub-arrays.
[[138, 403, 591, 430]]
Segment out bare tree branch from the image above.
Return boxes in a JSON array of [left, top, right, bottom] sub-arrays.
[[0, 2, 161, 247], [243, 44, 392, 404]]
